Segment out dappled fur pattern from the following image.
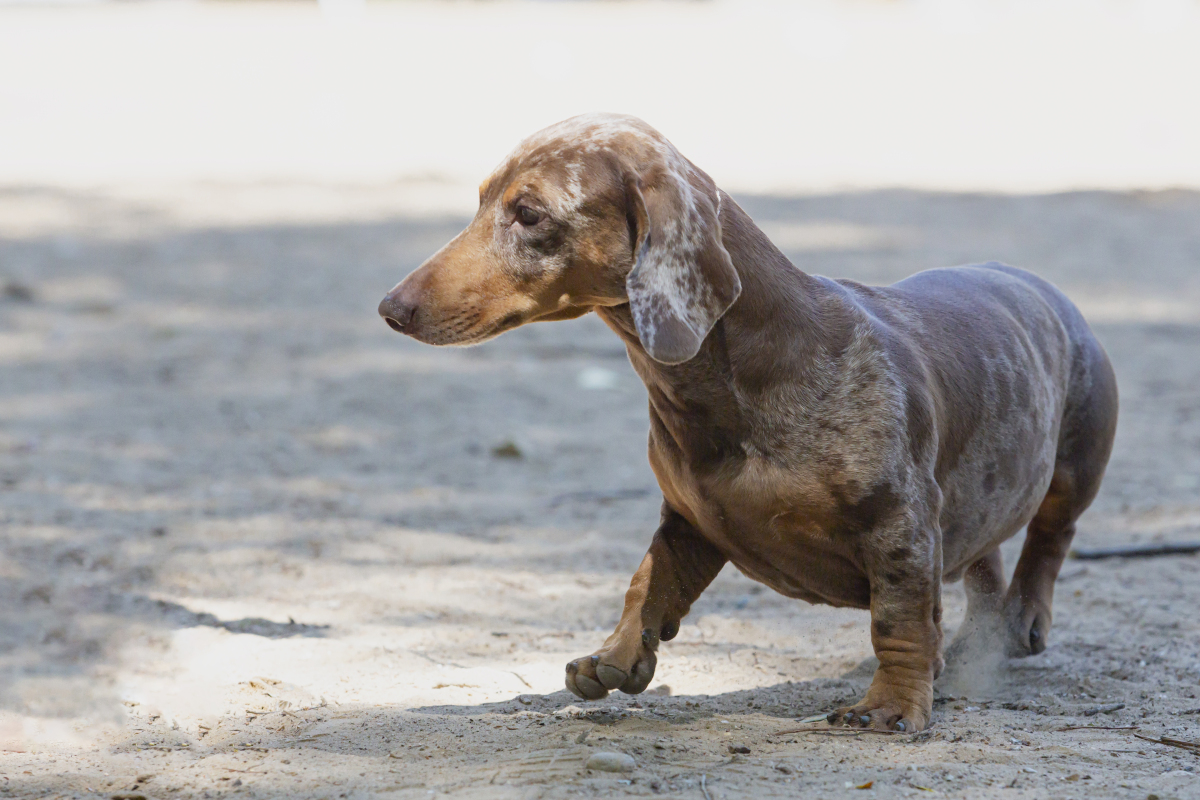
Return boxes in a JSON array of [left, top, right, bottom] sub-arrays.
[[378, 114, 1119, 731]]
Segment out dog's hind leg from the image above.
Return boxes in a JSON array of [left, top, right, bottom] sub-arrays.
[[963, 548, 1007, 619], [1003, 471, 1079, 656], [942, 548, 1008, 681], [1004, 338, 1118, 656], [564, 505, 725, 700]]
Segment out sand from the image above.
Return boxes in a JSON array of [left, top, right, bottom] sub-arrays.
[[1, 182, 1198, 798]]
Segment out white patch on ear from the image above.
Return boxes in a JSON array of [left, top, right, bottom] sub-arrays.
[[626, 177, 740, 365]]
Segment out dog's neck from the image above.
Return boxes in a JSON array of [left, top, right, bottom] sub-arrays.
[[596, 194, 844, 463]]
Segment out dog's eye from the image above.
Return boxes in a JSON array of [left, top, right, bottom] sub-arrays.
[[516, 206, 541, 226]]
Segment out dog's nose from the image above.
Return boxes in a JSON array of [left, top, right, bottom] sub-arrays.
[[378, 292, 416, 332]]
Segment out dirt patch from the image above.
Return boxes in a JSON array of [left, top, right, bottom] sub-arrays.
[[1, 184, 1198, 798]]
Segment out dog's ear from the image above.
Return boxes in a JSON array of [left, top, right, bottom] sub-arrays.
[[623, 168, 741, 365]]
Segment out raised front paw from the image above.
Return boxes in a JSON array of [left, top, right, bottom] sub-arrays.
[[828, 682, 932, 732], [564, 626, 665, 700]]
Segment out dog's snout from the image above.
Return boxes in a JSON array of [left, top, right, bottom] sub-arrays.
[[378, 292, 417, 333]]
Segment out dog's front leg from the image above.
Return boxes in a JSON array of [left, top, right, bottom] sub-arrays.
[[831, 519, 943, 731], [565, 506, 725, 700]]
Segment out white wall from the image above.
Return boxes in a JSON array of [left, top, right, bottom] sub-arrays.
[[1, 0, 1198, 201]]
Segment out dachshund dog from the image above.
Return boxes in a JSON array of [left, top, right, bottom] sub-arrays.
[[378, 114, 1118, 731]]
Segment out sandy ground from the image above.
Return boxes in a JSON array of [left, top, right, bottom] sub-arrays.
[[0, 182, 1198, 799]]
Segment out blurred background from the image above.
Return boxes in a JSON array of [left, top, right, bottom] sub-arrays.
[[2, 1, 1200, 797], [4, 0, 1200, 196]]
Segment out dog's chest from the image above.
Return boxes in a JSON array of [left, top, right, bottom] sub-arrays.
[[650, 437, 881, 608]]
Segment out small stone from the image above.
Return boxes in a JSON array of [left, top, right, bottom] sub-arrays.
[[2, 282, 34, 302], [586, 752, 635, 773], [491, 441, 523, 459], [554, 705, 584, 717], [728, 744, 751, 754]]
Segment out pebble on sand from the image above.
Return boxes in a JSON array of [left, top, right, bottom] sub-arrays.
[[586, 752, 635, 773]]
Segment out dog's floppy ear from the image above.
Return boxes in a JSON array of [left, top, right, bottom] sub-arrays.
[[624, 167, 741, 365]]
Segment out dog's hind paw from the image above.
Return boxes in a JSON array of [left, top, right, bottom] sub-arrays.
[[1004, 597, 1052, 657]]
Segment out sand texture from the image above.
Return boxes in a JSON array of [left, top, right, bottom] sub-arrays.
[[1, 184, 1199, 798]]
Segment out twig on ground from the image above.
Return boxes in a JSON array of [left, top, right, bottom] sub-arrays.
[[245, 704, 324, 722], [1058, 725, 1139, 731], [700, 773, 712, 800], [407, 649, 468, 670], [1083, 703, 1125, 716], [1069, 542, 1200, 560], [1133, 733, 1200, 753], [769, 728, 901, 737]]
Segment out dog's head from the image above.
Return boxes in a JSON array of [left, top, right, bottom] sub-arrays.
[[378, 113, 741, 364]]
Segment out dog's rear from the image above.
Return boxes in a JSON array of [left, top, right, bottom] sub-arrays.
[[910, 263, 1118, 661]]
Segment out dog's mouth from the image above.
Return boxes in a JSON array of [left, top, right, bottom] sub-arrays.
[[442, 311, 526, 346], [401, 308, 529, 347]]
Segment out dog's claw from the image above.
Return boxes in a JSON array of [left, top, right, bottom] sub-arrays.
[[830, 698, 927, 731], [1027, 620, 1045, 654]]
